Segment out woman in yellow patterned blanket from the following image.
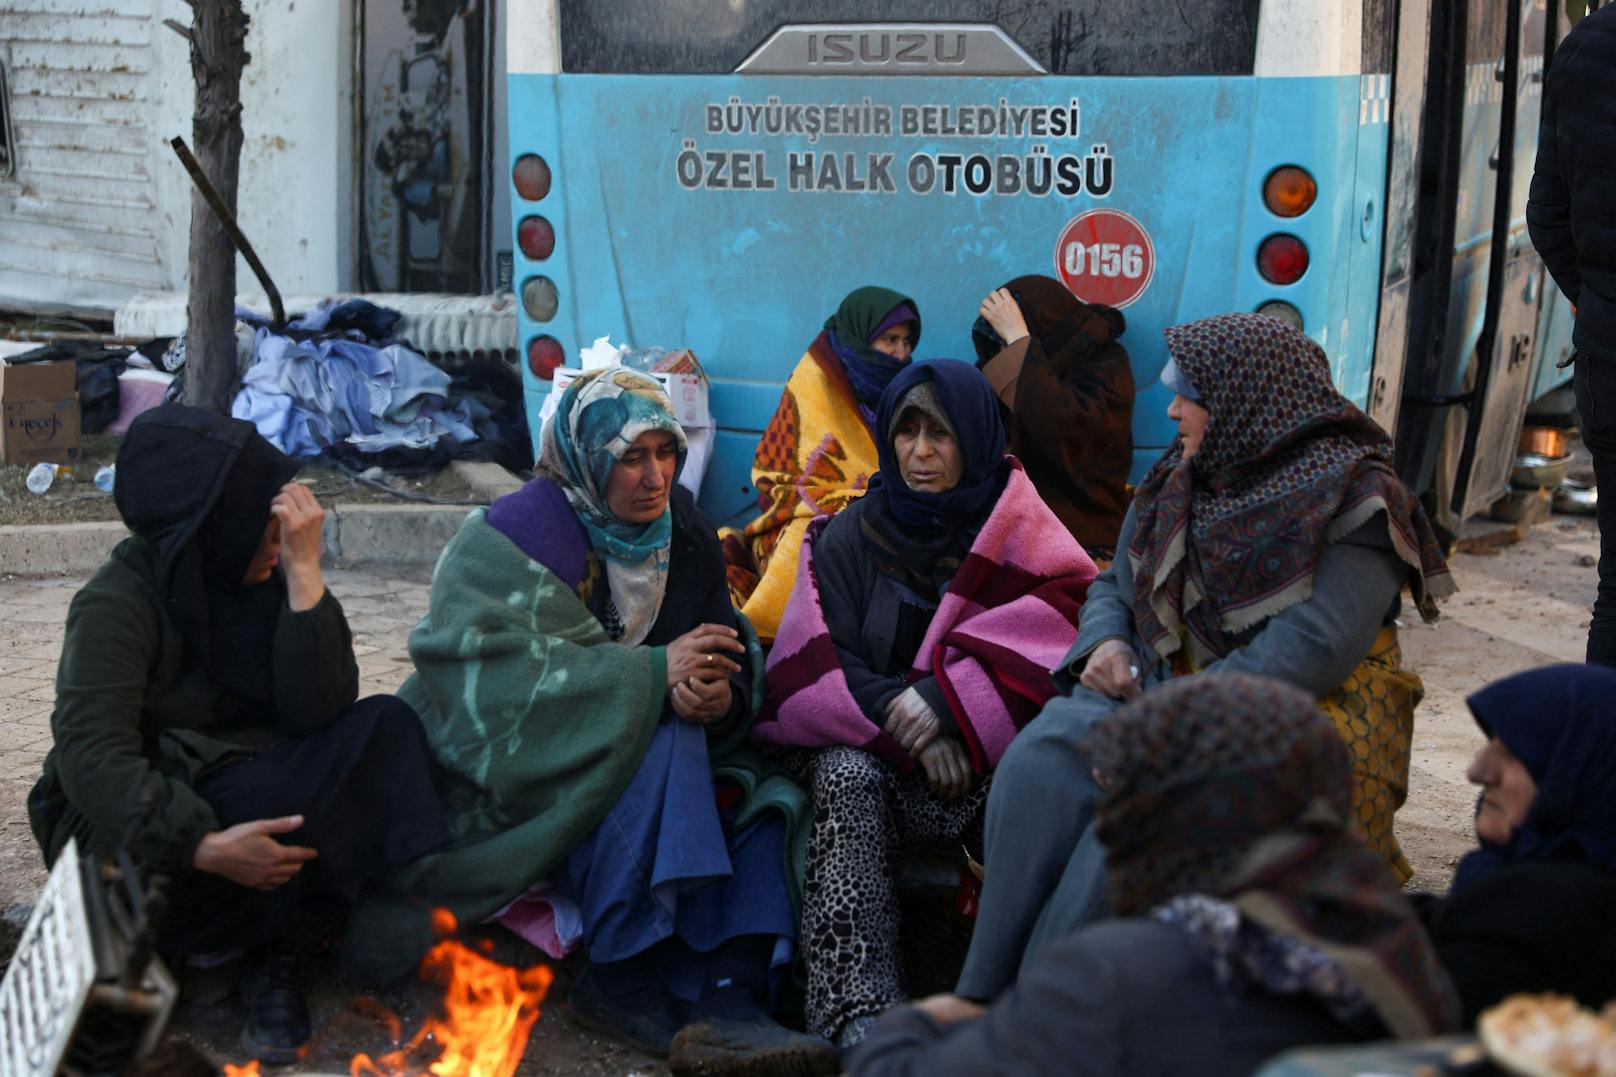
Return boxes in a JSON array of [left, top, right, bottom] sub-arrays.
[[722, 286, 920, 643], [955, 312, 1457, 1004]]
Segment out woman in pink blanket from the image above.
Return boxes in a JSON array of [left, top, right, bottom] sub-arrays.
[[755, 359, 1098, 1047]]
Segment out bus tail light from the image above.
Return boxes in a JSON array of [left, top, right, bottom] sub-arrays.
[[514, 154, 551, 201], [528, 336, 564, 380], [1255, 300, 1303, 329], [1262, 166, 1317, 218], [518, 216, 554, 260], [1257, 235, 1309, 285]]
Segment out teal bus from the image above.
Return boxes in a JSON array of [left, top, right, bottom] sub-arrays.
[[504, 0, 1589, 528]]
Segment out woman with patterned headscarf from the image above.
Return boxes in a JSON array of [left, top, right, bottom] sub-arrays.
[[955, 312, 1454, 1004], [848, 674, 1458, 1077], [358, 369, 835, 1075], [1420, 664, 1616, 1022], [722, 286, 921, 643]]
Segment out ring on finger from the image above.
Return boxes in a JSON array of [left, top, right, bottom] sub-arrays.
[[705, 652, 714, 666]]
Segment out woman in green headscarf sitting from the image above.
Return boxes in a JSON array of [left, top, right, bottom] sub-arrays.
[[721, 286, 921, 644], [363, 369, 834, 1075]]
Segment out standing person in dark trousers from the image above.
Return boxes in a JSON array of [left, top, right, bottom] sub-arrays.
[[1528, 3, 1616, 666]]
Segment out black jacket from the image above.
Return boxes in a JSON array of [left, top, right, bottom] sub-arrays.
[[1528, 5, 1616, 362], [1422, 861, 1616, 1024]]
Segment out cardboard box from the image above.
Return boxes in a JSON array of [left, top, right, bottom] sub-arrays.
[[1, 360, 81, 466]]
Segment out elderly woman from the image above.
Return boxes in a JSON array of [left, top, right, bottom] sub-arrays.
[[956, 313, 1454, 1002], [1420, 664, 1616, 1022], [972, 275, 1134, 559], [350, 369, 832, 1075], [724, 286, 921, 642], [847, 674, 1459, 1077], [27, 404, 451, 1063], [756, 359, 1097, 1046]]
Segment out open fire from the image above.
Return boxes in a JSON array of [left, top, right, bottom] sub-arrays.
[[230, 910, 554, 1077]]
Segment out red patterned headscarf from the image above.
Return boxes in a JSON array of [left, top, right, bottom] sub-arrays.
[[1089, 673, 1459, 1038], [1128, 313, 1453, 664]]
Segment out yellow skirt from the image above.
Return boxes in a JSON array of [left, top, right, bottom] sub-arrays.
[[1316, 626, 1421, 882]]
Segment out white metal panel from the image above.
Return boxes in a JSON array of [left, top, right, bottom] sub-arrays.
[[0, 0, 167, 313], [1254, 0, 1364, 77], [506, 0, 560, 74]]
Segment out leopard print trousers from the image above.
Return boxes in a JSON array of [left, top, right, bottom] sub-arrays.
[[785, 745, 990, 1043]]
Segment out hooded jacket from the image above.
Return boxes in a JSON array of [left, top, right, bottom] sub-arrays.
[[27, 406, 359, 874]]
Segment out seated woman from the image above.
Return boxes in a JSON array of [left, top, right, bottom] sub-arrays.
[[755, 359, 1097, 1047], [723, 286, 920, 643], [972, 276, 1134, 560], [1420, 664, 1616, 1022], [27, 404, 451, 1064], [847, 674, 1459, 1077], [956, 313, 1454, 1003], [353, 369, 834, 1075]]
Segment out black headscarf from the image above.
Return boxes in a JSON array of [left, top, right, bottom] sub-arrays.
[[115, 404, 300, 707], [860, 360, 1006, 598], [1451, 665, 1616, 890]]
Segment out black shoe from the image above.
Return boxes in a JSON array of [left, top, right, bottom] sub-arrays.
[[238, 943, 312, 1064], [565, 964, 688, 1057], [669, 1013, 840, 1077]]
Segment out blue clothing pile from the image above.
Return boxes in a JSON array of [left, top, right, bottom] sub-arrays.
[[231, 300, 484, 458]]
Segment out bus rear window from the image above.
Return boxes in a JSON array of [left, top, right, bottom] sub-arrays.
[[557, 1, 1261, 77]]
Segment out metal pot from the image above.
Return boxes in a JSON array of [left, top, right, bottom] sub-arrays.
[[1512, 452, 1573, 490], [1555, 478, 1598, 516], [1518, 425, 1570, 458]]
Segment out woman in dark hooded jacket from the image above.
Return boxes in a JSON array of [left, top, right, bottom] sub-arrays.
[[1420, 664, 1616, 1022], [27, 404, 450, 1063], [973, 275, 1135, 559]]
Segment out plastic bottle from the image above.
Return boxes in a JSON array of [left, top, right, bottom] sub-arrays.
[[25, 463, 59, 494], [94, 465, 116, 493]]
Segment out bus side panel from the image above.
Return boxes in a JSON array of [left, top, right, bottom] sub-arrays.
[[510, 73, 1375, 523]]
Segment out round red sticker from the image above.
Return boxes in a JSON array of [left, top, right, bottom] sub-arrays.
[[1054, 209, 1156, 309]]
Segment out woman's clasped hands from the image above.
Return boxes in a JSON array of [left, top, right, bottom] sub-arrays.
[[666, 623, 745, 725], [884, 686, 972, 802]]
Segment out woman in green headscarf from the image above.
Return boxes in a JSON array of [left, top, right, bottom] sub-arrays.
[[721, 286, 921, 643]]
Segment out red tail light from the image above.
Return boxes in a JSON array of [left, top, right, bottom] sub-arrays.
[[518, 216, 554, 260], [527, 336, 564, 380], [1257, 235, 1309, 285]]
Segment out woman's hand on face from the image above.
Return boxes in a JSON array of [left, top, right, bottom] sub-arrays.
[[918, 736, 972, 802], [192, 815, 318, 890], [1080, 638, 1143, 701], [884, 687, 941, 757], [671, 674, 732, 725], [978, 288, 1030, 347], [271, 483, 327, 610], [666, 623, 745, 689]]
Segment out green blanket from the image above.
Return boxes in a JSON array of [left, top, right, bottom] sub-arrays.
[[346, 510, 806, 982]]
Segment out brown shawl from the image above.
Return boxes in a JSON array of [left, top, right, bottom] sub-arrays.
[[1089, 672, 1459, 1039], [973, 275, 1134, 554]]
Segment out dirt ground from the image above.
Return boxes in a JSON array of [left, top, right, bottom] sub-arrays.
[[0, 435, 485, 526], [0, 486, 1601, 1074]]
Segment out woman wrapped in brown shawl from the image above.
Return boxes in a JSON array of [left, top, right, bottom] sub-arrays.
[[972, 275, 1135, 558]]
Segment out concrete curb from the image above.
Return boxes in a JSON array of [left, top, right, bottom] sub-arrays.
[[0, 503, 476, 576]]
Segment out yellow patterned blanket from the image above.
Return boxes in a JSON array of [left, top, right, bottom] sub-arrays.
[[722, 340, 878, 643]]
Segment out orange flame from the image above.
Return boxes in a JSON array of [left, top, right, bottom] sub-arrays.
[[223, 1064, 262, 1077], [348, 932, 554, 1077]]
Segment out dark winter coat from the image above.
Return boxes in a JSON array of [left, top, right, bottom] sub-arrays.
[[1527, 4, 1616, 362]]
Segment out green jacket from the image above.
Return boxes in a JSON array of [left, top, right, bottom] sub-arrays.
[[28, 536, 359, 874]]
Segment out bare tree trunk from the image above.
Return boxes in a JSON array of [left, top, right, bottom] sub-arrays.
[[180, 0, 250, 413]]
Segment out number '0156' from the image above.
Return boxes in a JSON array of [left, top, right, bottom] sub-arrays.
[[1063, 242, 1144, 278]]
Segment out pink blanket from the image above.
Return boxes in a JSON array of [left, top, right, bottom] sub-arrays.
[[756, 459, 1098, 772]]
